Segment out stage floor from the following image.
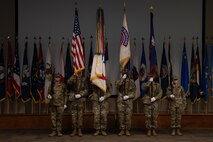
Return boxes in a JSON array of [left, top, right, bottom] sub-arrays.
[[0, 128, 213, 142]]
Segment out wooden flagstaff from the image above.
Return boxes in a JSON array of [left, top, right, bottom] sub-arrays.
[[45, 36, 52, 114], [205, 102, 208, 114], [190, 102, 193, 114]]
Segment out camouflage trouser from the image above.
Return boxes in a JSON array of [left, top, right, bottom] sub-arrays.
[[144, 103, 159, 129], [93, 101, 109, 130], [117, 101, 133, 130], [49, 106, 64, 132], [71, 102, 84, 129], [170, 107, 182, 128]]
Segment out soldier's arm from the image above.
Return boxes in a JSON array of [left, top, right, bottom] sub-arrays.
[[105, 81, 112, 99], [155, 83, 162, 101], [47, 84, 52, 99], [141, 82, 150, 92], [67, 75, 75, 85], [181, 87, 187, 109], [79, 77, 88, 97], [166, 87, 172, 97], [115, 79, 122, 90], [128, 81, 136, 99], [64, 84, 68, 105]]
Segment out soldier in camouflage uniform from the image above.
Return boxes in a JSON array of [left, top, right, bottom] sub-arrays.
[[89, 80, 112, 136], [47, 73, 66, 137], [142, 74, 162, 136], [166, 76, 186, 136], [66, 71, 88, 137], [116, 71, 136, 136]]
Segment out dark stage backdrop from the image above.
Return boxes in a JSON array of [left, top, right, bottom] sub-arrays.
[[18, 0, 202, 95]]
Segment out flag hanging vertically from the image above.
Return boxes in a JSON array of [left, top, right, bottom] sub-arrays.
[[90, 7, 106, 93], [13, 41, 21, 99], [195, 42, 202, 101], [149, 11, 159, 82], [160, 41, 169, 98], [87, 37, 94, 95], [202, 44, 209, 102], [21, 40, 31, 103], [189, 41, 198, 103], [7, 40, 14, 97], [119, 4, 130, 71], [181, 41, 189, 93], [65, 42, 73, 92], [71, 7, 85, 74], [168, 39, 173, 87], [132, 39, 140, 100], [0, 46, 6, 102], [105, 39, 110, 78], [139, 39, 147, 97], [195, 43, 202, 86], [57, 41, 65, 81], [190, 41, 195, 82], [31, 40, 40, 103], [211, 44, 213, 97], [37, 39, 45, 103], [44, 40, 52, 104], [88, 37, 94, 77]]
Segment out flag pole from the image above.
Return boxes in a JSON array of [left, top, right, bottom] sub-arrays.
[[38, 36, 42, 115], [31, 99, 34, 114], [133, 37, 139, 112], [205, 102, 208, 114], [46, 36, 51, 114], [190, 102, 193, 114]]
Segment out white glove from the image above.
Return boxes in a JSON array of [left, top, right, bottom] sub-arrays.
[[64, 104, 67, 109], [47, 94, 52, 99], [150, 97, 156, 102], [170, 94, 175, 98], [75, 94, 81, 99], [149, 77, 154, 82], [123, 95, 129, 100], [99, 96, 105, 102], [122, 74, 127, 80]]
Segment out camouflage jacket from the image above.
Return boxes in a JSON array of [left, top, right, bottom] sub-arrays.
[[48, 82, 66, 106], [166, 85, 186, 109], [90, 80, 112, 102], [116, 78, 136, 103], [142, 81, 162, 104], [66, 74, 88, 102]]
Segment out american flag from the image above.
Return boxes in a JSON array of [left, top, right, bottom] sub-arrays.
[[71, 8, 85, 73]]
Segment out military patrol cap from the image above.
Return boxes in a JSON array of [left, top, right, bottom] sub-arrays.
[[147, 73, 155, 78], [55, 73, 62, 78], [172, 76, 178, 81]]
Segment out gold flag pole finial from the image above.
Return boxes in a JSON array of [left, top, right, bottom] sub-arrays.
[[39, 36, 42, 43], [124, 2, 126, 12], [7, 36, 10, 39], [149, 5, 154, 11]]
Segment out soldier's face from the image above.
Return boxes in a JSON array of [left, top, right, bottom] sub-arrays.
[[55, 77, 60, 82], [173, 80, 178, 85]]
